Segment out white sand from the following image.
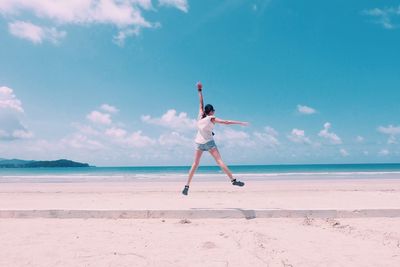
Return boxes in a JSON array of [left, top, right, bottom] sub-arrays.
[[0, 179, 400, 210], [0, 218, 399, 266], [0, 179, 400, 266]]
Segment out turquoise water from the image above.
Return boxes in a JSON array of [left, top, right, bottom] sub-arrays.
[[1, 164, 400, 183], [1, 163, 400, 175]]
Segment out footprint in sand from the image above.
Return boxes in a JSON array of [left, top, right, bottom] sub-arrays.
[[202, 241, 217, 249], [219, 232, 229, 238]]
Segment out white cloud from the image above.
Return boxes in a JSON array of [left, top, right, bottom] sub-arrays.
[[125, 131, 155, 147], [63, 127, 153, 154], [0, 86, 24, 112], [134, 0, 154, 10], [253, 126, 279, 147], [215, 128, 256, 148], [112, 27, 140, 46], [287, 128, 311, 144], [297, 104, 316, 115], [12, 129, 33, 139], [105, 127, 127, 138], [378, 125, 400, 135], [221, 128, 248, 140], [8, 21, 42, 44], [356, 135, 364, 143], [0, 0, 151, 26], [378, 149, 389, 156], [378, 125, 400, 144], [0, 103, 187, 164], [76, 106, 156, 149], [8, 21, 66, 44], [142, 109, 196, 132], [0, 124, 33, 141], [0, 86, 33, 141], [87, 110, 112, 125], [264, 126, 278, 136], [101, 104, 119, 113], [62, 133, 105, 150], [68, 117, 155, 151], [72, 124, 102, 136], [158, 131, 191, 147], [363, 6, 400, 29], [339, 148, 349, 157], [0, 0, 187, 44], [318, 122, 342, 144], [159, 0, 188, 12]]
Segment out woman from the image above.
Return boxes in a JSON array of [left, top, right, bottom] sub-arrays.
[[182, 82, 248, 195]]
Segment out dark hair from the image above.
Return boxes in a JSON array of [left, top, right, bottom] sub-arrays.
[[202, 104, 215, 118]]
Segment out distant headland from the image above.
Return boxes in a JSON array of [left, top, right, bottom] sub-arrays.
[[0, 159, 90, 168]]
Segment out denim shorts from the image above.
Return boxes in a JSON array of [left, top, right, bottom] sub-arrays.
[[195, 140, 217, 151]]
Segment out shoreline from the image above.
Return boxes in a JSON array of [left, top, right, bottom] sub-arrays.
[[2, 172, 400, 184]]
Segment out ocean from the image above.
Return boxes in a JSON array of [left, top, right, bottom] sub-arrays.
[[1, 163, 400, 183]]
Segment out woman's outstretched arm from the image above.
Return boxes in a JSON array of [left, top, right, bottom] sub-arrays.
[[212, 118, 249, 126]]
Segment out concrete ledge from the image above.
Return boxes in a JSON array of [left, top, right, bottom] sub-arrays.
[[1, 209, 400, 219]]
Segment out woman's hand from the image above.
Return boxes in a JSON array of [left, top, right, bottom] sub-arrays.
[[239, 121, 249, 126], [197, 81, 202, 92]]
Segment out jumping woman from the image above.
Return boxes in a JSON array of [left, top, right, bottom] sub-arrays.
[[182, 82, 248, 196]]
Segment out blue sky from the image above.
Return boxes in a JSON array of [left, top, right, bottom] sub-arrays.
[[0, 0, 399, 166]]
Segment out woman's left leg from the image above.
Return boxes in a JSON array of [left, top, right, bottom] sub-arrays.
[[209, 148, 245, 186], [209, 148, 234, 181]]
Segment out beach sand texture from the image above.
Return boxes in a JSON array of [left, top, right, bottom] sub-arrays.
[[0, 179, 399, 266]]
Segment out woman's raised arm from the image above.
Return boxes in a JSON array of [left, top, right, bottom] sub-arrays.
[[197, 82, 204, 117]]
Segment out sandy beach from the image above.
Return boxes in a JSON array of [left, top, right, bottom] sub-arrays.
[[1, 179, 400, 211], [0, 179, 400, 266]]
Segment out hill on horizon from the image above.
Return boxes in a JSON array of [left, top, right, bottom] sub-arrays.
[[0, 159, 90, 168]]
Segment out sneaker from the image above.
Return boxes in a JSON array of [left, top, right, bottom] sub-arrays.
[[231, 179, 245, 187], [182, 185, 189, 195]]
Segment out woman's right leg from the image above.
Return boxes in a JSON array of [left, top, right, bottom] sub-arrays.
[[185, 149, 203, 186]]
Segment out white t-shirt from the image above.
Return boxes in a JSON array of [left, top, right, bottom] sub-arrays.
[[195, 115, 215, 144]]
